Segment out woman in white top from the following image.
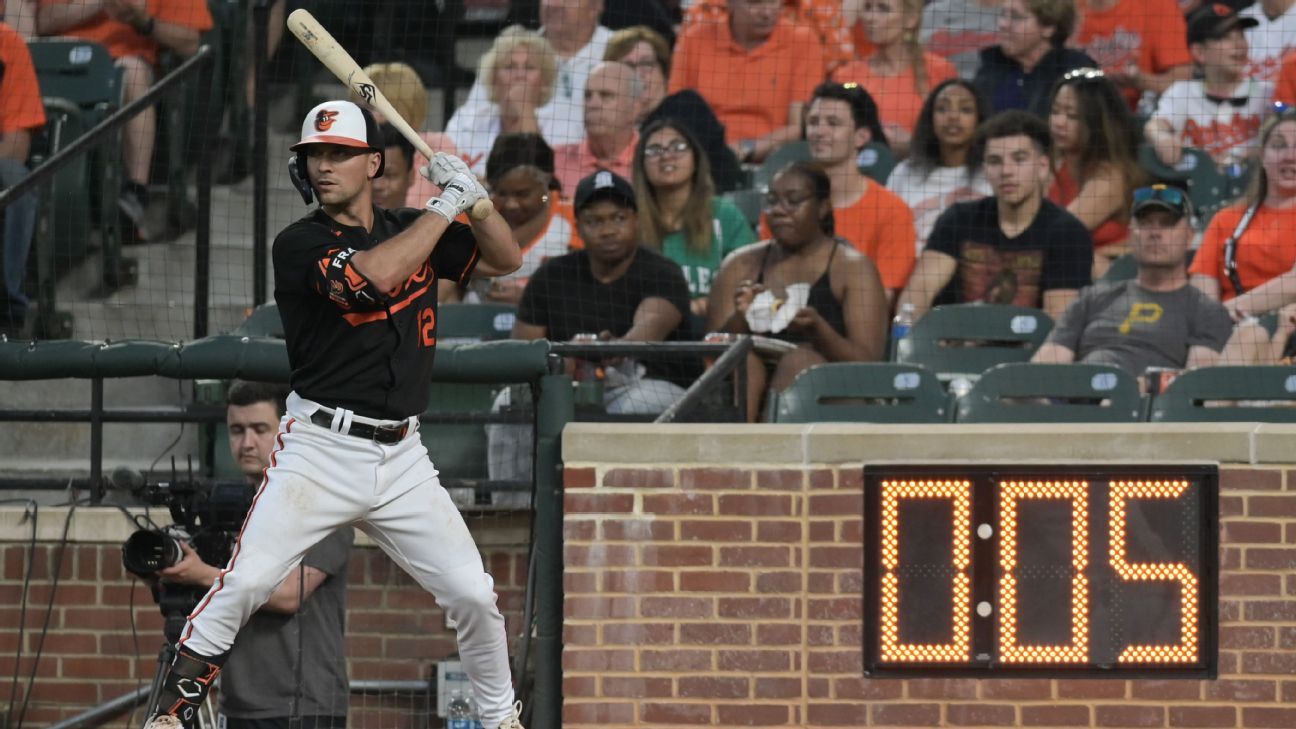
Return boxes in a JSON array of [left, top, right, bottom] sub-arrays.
[[886, 78, 992, 254], [444, 26, 559, 176]]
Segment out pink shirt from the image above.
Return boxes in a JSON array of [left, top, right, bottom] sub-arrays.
[[553, 132, 639, 196]]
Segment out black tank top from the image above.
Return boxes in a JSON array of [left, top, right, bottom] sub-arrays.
[[755, 239, 848, 343]]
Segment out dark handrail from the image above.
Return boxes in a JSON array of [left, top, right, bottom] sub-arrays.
[[0, 45, 214, 210], [656, 336, 754, 423]]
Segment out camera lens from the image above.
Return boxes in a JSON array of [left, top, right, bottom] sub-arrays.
[[122, 530, 183, 576]]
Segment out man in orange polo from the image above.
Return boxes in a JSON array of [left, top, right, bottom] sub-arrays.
[[669, 0, 826, 163], [37, 0, 213, 240], [553, 61, 640, 193], [0, 17, 46, 336]]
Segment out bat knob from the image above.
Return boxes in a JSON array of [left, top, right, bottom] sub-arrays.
[[470, 198, 495, 221]]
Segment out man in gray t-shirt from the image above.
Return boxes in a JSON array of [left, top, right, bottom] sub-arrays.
[[1033, 185, 1233, 376], [156, 381, 352, 728]]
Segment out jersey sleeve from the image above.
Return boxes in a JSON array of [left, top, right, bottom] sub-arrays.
[[1041, 214, 1094, 292], [430, 221, 481, 285], [301, 527, 355, 577], [1152, 82, 1190, 135], [273, 222, 388, 312]]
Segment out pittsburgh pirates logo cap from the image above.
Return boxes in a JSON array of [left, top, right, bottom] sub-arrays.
[[291, 100, 380, 151]]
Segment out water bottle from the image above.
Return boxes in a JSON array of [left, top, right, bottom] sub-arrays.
[[447, 690, 482, 729], [890, 303, 915, 360]]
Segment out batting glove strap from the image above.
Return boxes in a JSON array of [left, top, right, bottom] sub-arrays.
[[425, 196, 459, 223]]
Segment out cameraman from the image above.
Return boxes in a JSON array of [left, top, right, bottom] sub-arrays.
[[157, 380, 353, 728]]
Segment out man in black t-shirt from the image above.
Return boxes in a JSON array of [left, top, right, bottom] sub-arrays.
[[899, 111, 1093, 322], [144, 101, 526, 729], [487, 170, 691, 480]]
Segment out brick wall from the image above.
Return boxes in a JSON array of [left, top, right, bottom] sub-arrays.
[[0, 513, 529, 727], [560, 424, 1296, 728]]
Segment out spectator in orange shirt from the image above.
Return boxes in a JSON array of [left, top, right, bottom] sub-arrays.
[[553, 61, 641, 193], [1074, 0, 1193, 109], [669, 0, 826, 163], [830, 0, 957, 158], [0, 19, 45, 336], [1273, 50, 1296, 106], [36, 0, 213, 241], [802, 82, 916, 303]]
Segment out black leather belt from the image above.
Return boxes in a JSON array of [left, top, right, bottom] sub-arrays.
[[310, 410, 411, 444]]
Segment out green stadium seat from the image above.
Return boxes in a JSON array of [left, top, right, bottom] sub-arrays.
[[955, 362, 1143, 423], [1136, 145, 1234, 222], [438, 303, 516, 344], [1098, 253, 1137, 283], [1148, 366, 1296, 422], [896, 304, 1053, 379], [771, 362, 950, 423], [752, 140, 811, 190], [856, 141, 895, 183], [724, 188, 764, 229], [234, 303, 285, 338]]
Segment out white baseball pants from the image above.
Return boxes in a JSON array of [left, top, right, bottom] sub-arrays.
[[178, 393, 515, 728]]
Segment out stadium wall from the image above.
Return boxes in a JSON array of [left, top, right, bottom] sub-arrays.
[[0, 510, 529, 726], [560, 423, 1296, 728]]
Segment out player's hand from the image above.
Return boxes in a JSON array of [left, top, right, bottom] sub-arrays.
[[156, 542, 219, 588], [425, 172, 484, 222], [421, 152, 473, 186]]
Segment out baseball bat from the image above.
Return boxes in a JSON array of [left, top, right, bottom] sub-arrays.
[[285, 8, 494, 220]]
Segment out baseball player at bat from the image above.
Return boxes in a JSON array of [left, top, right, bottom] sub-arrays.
[[141, 100, 524, 729]]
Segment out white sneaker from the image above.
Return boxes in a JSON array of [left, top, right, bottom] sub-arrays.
[[497, 701, 525, 729]]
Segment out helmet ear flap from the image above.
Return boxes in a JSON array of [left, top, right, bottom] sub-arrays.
[[289, 153, 314, 205]]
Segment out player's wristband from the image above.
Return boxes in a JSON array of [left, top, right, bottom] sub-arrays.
[[425, 196, 457, 223]]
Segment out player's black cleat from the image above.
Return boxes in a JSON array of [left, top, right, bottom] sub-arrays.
[[142, 650, 221, 729]]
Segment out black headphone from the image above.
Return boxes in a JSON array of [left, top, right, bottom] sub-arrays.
[[289, 104, 386, 206]]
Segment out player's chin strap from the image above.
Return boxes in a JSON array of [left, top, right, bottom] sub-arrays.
[[288, 156, 315, 206]]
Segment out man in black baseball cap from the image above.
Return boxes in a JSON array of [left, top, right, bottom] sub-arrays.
[[1186, 3, 1259, 46], [1032, 184, 1232, 378], [486, 169, 692, 479]]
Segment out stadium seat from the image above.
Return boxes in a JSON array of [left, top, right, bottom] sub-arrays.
[[1098, 253, 1137, 283], [955, 362, 1143, 423], [26, 39, 126, 284], [438, 303, 517, 344], [1136, 145, 1234, 222], [724, 188, 764, 229], [895, 304, 1053, 379], [234, 303, 285, 338], [752, 140, 811, 190], [1148, 366, 1296, 422], [771, 362, 950, 423], [856, 141, 895, 183]]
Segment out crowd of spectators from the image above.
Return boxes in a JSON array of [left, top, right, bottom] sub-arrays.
[[7, 0, 1296, 414]]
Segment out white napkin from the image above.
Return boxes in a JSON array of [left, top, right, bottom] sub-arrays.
[[745, 283, 810, 334]]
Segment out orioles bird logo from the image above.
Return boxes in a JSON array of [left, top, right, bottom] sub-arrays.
[[314, 109, 339, 132]]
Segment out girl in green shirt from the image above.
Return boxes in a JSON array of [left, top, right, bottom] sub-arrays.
[[633, 118, 756, 317]]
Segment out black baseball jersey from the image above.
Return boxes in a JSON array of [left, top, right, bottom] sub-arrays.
[[272, 206, 480, 419]]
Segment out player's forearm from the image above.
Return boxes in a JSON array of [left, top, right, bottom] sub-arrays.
[[37, 2, 103, 35], [470, 211, 523, 276], [351, 213, 450, 292]]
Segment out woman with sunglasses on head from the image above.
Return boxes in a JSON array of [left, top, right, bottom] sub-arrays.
[[1047, 68, 1146, 279], [633, 118, 756, 318], [1190, 106, 1296, 324], [887, 79, 993, 255], [831, 0, 956, 158], [707, 162, 888, 421]]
